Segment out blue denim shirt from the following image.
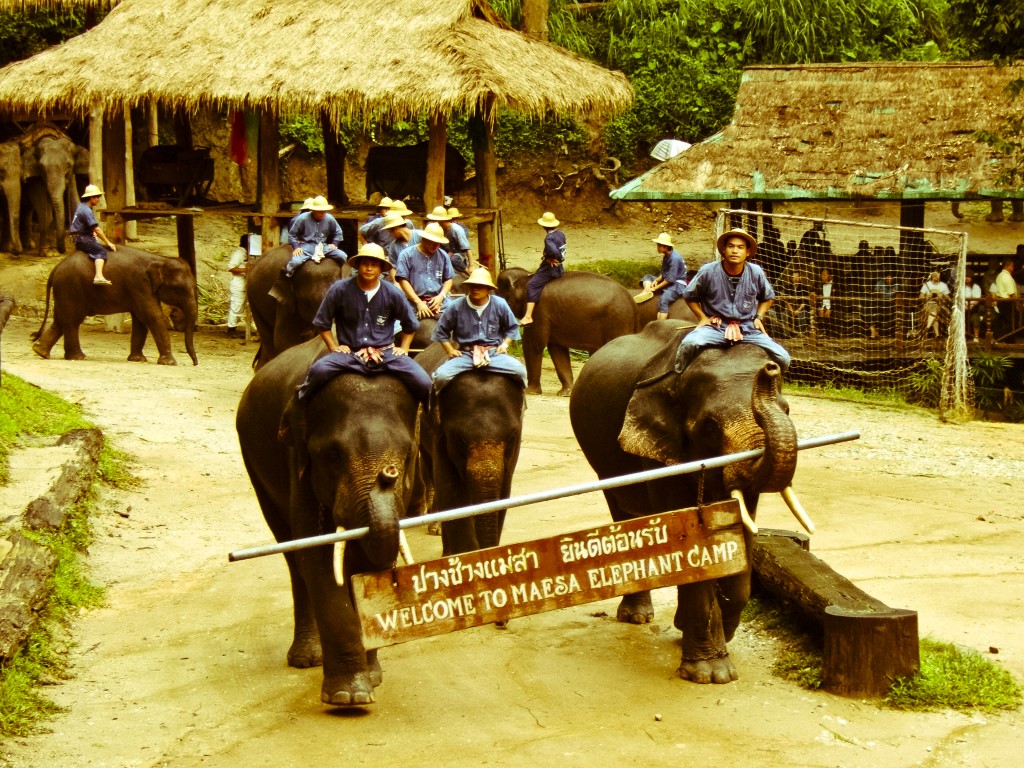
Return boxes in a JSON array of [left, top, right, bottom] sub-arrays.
[[682, 260, 775, 332], [288, 211, 344, 250], [432, 295, 520, 347], [661, 249, 688, 284], [395, 244, 455, 298], [69, 202, 98, 237], [312, 276, 418, 348]]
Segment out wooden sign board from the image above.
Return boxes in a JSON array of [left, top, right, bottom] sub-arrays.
[[352, 499, 746, 650]]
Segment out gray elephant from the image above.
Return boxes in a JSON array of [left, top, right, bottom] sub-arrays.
[[634, 289, 699, 328], [21, 132, 86, 254], [247, 244, 347, 369], [31, 246, 198, 365], [415, 343, 525, 554], [236, 337, 423, 706], [569, 321, 810, 683], [0, 141, 21, 254], [497, 267, 637, 396]]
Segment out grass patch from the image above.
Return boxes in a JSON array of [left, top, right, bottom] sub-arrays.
[[783, 379, 927, 412], [886, 638, 1022, 713], [744, 596, 1021, 712], [97, 446, 143, 490], [572, 258, 661, 290]]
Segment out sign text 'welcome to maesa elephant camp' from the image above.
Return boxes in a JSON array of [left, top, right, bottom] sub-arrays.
[[353, 499, 746, 649]]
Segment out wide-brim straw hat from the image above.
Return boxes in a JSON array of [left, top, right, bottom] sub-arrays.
[[300, 197, 314, 210], [537, 211, 560, 228], [716, 228, 758, 258], [378, 196, 393, 209], [349, 243, 392, 267], [82, 183, 103, 198], [462, 267, 497, 290], [420, 222, 449, 245], [381, 211, 409, 230], [426, 205, 451, 222], [309, 195, 334, 212], [389, 199, 414, 217], [652, 232, 674, 248], [446, 207, 463, 218]]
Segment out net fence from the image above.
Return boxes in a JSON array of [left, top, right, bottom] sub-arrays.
[[712, 209, 972, 421]]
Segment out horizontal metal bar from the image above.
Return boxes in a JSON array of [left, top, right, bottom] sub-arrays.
[[228, 430, 859, 562]]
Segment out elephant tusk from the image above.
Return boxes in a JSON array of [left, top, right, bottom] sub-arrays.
[[398, 529, 415, 565], [781, 486, 815, 534], [333, 527, 345, 586], [730, 489, 758, 534]]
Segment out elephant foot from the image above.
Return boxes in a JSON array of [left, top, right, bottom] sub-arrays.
[[985, 212, 1005, 223], [31, 342, 50, 360], [525, 385, 542, 395], [63, 351, 86, 361], [287, 634, 323, 669], [127, 353, 148, 363], [426, 520, 442, 536], [157, 355, 178, 366], [366, 650, 383, 688], [321, 671, 376, 707], [616, 592, 654, 624], [1010, 213, 1024, 222], [556, 386, 572, 397], [677, 655, 738, 684]]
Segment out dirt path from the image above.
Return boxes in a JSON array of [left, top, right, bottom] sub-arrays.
[[0, 298, 1022, 767]]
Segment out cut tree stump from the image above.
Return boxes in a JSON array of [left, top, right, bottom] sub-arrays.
[[752, 529, 919, 698], [0, 532, 57, 662]]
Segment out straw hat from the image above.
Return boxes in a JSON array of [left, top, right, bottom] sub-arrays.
[[462, 267, 497, 290], [378, 196, 393, 209], [389, 199, 414, 217], [420, 222, 449, 245], [349, 243, 392, 268], [426, 205, 451, 222], [715, 228, 757, 257], [380, 211, 409, 230], [82, 183, 103, 199], [300, 197, 314, 210], [652, 232, 674, 248], [446, 207, 463, 218], [309, 195, 333, 212], [537, 211, 560, 228]]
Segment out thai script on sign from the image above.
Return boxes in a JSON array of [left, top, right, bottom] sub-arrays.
[[411, 547, 540, 595], [559, 519, 669, 563]]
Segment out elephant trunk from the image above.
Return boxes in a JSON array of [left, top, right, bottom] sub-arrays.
[[465, 441, 506, 550], [361, 465, 402, 568], [183, 295, 199, 365], [722, 361, 797, 496]]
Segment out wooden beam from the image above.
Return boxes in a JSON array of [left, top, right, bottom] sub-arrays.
[[88, 106, 103, 190], [321, 113, 348, 206], [258, 110, 281, 252], [425, 113, 447, 211], [473, 97, 498, 274], [101, 107, 127, 243], [124, 112, 137, 240], [170, 111, 197, 277]]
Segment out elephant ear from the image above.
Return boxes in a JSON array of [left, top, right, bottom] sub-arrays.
[[278, 395, 311, 480], [146, 260, 165, 292], [268, 274, 295, 312], [618, 328, 691, 465]]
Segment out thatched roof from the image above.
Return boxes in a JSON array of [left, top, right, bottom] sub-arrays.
[[612, 62, 1024, 202], [0, 0, 631, 123]]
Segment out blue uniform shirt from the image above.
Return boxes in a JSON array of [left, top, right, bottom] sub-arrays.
[[446, 221, 471, 256], [383, 229, 423, 266], [69, 202, 99, 237], [661, 249, 688, 284], [288, 211, 344, 251], [395, 244, 455, 298], [432, 295, 520, 348], [682, 260, 775, 333], [542, 229, 567, 263], [312, 277, 418, 348], [360, 216, 415, 250]]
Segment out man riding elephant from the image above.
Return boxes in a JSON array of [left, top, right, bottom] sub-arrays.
[[69, 183, 117, 285], [283, 195, 347, 278]]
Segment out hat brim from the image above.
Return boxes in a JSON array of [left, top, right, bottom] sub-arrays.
[[349, 255, 393, 268], [309, 205, 334, 212], [716, 230, 758, 257], [537, 217, 560, 227], [462, 279, 496, 289], [420, 232, 449, 245]]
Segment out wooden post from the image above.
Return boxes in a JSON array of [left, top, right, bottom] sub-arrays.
[[472, 97, 498, 274], [522, 0, 550, 41], [172, 110, 197, 278], [425, 113, 447, 212], [823, 606, 919, 698], [898, 200, 925, 253], [147, 99, 159, 147], [88, 106, 103, 191], [124, 112, 137, 241], [258, 109, 281, 251], [101, 107, 127, 243], [321, 112, 348, 206]]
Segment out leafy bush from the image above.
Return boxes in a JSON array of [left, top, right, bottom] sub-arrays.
[[0, 8, 92, 67]]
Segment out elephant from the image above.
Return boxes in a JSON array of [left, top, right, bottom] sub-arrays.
[[21, 132, 86, 255], [497, 267, 637, 396], [236, 337, 423, 706], [634, 289, 699, 328], [30, 245, 198, 365], [0, 141, 22, 254], [414, 343, 525, 554], [247, 244, 347, 369], [569, 321, 810, 684]]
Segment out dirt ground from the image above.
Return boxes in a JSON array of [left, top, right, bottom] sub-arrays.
[[0, 205, 1023, 767]]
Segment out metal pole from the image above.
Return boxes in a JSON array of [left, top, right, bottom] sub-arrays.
[[228, 430, 859, 562]]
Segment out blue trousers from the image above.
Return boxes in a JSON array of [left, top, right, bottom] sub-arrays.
[[431, 352, 528, 392], [74, 237, 108, 260], [657, 282, 687, 314], [526, 263, 564, 303], [284, 246, 347, 277], [674, 324, 791, 373], [296, 348, 431, 403]]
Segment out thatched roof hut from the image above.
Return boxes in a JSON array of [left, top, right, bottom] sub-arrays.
[[612, 62, 1024, 202], [0, 0, 631, 123]]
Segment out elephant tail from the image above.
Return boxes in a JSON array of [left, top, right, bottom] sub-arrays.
[[29, 268, 54, 341]]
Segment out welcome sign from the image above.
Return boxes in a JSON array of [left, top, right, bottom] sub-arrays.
[[352, 499, 746, 649]]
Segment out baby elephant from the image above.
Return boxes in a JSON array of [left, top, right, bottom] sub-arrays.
[[31, 246, 198, 365]]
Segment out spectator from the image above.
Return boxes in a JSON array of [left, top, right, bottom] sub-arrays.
[[919, 270, 950, 339], [963, 271, 983, 343], [226, 234, 249, 338]]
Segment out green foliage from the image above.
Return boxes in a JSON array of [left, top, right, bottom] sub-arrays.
[[0, 8, 92, 68], [98, 446, 142, 490], [887, 638, 1022, 712], [971, 351, 1013, 413], [903, 358, 945, 408], [493, 110, 588, 163], [572, 258, 661, 289], [946, 0, 1024, 58], [279, 114, 325, 155]]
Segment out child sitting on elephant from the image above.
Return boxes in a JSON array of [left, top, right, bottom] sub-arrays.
[[519, 211, 566, 326], [70, 183, 116, 285], [431, 267, 527, 392]]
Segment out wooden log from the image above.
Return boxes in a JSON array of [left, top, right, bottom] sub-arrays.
[[321, 113, 348, 206], [258, 110, 281, 251], [752, 531, 919, 698], [24, 428, 103, 531], [472, 96, 498, 274], [425, 113, 447, 212], [102, 107, 127, 242], [0, 531, 57, 663]]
